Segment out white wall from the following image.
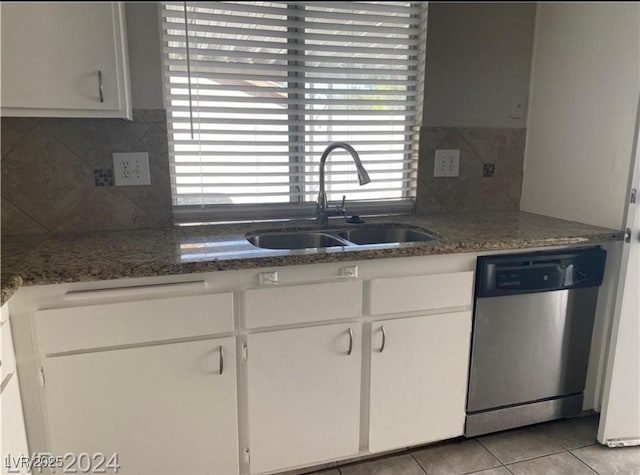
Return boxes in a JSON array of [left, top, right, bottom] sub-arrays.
[[423, 3, 535, 128], [126, 2, 538, 126], [520, 3, 640, 230], [125, 2, 164, 110]]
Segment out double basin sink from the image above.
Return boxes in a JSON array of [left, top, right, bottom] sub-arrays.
[[247, 225, 436, 250]]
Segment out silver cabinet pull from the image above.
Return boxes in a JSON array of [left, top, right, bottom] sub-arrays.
[[379, 325, 386, 353], [98, 70, 104, 103], [347, 328, 353, 356], [219, 345, 224, 375]]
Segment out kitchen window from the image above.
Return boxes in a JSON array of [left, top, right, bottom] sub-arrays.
[[161, 2, 427, 222]]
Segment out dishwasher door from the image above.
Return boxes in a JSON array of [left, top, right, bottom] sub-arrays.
[[467, 287, 598, 413]]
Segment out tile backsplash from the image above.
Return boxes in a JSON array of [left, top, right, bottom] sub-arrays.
[[1, 110, 172, 235], [1, 116, 525, 236], [415, 127, 525, 215]]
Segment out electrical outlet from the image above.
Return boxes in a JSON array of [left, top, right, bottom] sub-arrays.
[[434, 149, 460, 177], [113, 152, 151, 186]]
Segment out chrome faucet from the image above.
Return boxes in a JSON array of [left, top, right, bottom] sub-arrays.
[[316, 142, 371, 225]]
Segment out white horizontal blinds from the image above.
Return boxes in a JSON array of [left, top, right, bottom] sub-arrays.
[[162, 2, 426, 217]]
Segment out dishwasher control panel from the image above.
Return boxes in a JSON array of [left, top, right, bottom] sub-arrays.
[[477, 247, 606, 297]]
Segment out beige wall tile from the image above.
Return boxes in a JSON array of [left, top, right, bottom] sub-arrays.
[[416, 127, 525, 215], [1, 110, 171, 235]]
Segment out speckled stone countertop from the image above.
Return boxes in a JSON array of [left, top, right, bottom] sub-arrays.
[[1, 212, 622, 305]]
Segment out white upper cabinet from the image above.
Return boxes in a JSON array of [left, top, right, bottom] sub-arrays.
[[1, 2, 131, 119]]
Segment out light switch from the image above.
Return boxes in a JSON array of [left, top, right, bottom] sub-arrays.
[[510, 93, 527, 119], [434, 150, 460, 177]]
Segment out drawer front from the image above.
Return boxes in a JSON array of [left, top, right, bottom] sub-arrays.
[[244, 280, 362, 329], [369, 271, 474, 315], [35, 293, 234, 354]]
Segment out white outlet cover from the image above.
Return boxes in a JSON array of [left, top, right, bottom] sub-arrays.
[[113, 152, 151, 186], [434, 149, 460, 177]]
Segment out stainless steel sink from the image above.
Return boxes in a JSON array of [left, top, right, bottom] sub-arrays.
[[337, 227, 436, 245], [246, 225, 437, 250], [246, 232, 348, 250]]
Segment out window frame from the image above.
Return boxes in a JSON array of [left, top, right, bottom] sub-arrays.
[[161, 2, 427, 224]]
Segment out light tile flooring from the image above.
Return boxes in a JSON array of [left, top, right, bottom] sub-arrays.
[[297, 416, 640, 475]]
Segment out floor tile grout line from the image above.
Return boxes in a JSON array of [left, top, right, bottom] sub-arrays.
[[567, 451, 600, 474], [500, 448, 568, 467], [469, 437, 504, 467], [475, 437, 505, 465], [462, 464, 506, 475], [566, 441, 599, 451], [313, 416, 604, 475], [503, 464, 516, 475], [408, 451, 428, 474]]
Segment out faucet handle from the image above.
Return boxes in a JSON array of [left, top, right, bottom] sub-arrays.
[[337, 195, 347, 216], [335, 195, 346, 216]]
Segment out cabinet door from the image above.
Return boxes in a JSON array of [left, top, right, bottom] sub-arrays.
[[43, 338, 239, 475], [369, 312, 472, 453], [1, 2, 130, 117], [2, 374, 31, 473], [247, 323, 361, 474], [1, 309, 30, 473]]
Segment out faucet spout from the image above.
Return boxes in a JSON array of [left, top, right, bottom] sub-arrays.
[[316, 142, 370, 225]]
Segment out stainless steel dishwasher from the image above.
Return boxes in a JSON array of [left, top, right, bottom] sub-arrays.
[[466, 247, 607, 437]]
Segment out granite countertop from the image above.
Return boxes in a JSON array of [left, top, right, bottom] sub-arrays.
[[1, 211, 622, 305]]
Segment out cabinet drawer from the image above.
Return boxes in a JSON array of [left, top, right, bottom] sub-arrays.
[[35, 293, 234, 354], [369, 271, 474, 315], [243, 280, 362, 329]]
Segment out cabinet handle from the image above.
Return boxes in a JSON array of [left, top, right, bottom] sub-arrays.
[[64, 280, 206, 301], [219, 345, 224, 375], [347, 328, 353, 356], [379, 325, 386, 353], [98, 70, 104, 103]]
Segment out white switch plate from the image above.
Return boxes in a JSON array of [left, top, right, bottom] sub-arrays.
[[510, 93, 527, 119], [113, 152, 151, 186], [434, 149, 460, 177]]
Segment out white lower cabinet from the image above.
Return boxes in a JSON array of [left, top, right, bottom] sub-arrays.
[[2, 375, 31, 475], [42, 337, 239, 475], [246, 323, 362, 474], [368, 312, 472, 453], [18, 258, 479, 475], [1, 307, 30, 475]]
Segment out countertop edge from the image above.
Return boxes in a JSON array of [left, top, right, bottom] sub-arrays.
[[1, 230, 621, 306]]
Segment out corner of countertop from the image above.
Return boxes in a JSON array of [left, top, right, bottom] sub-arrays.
[[1, 273, 23, 306]]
